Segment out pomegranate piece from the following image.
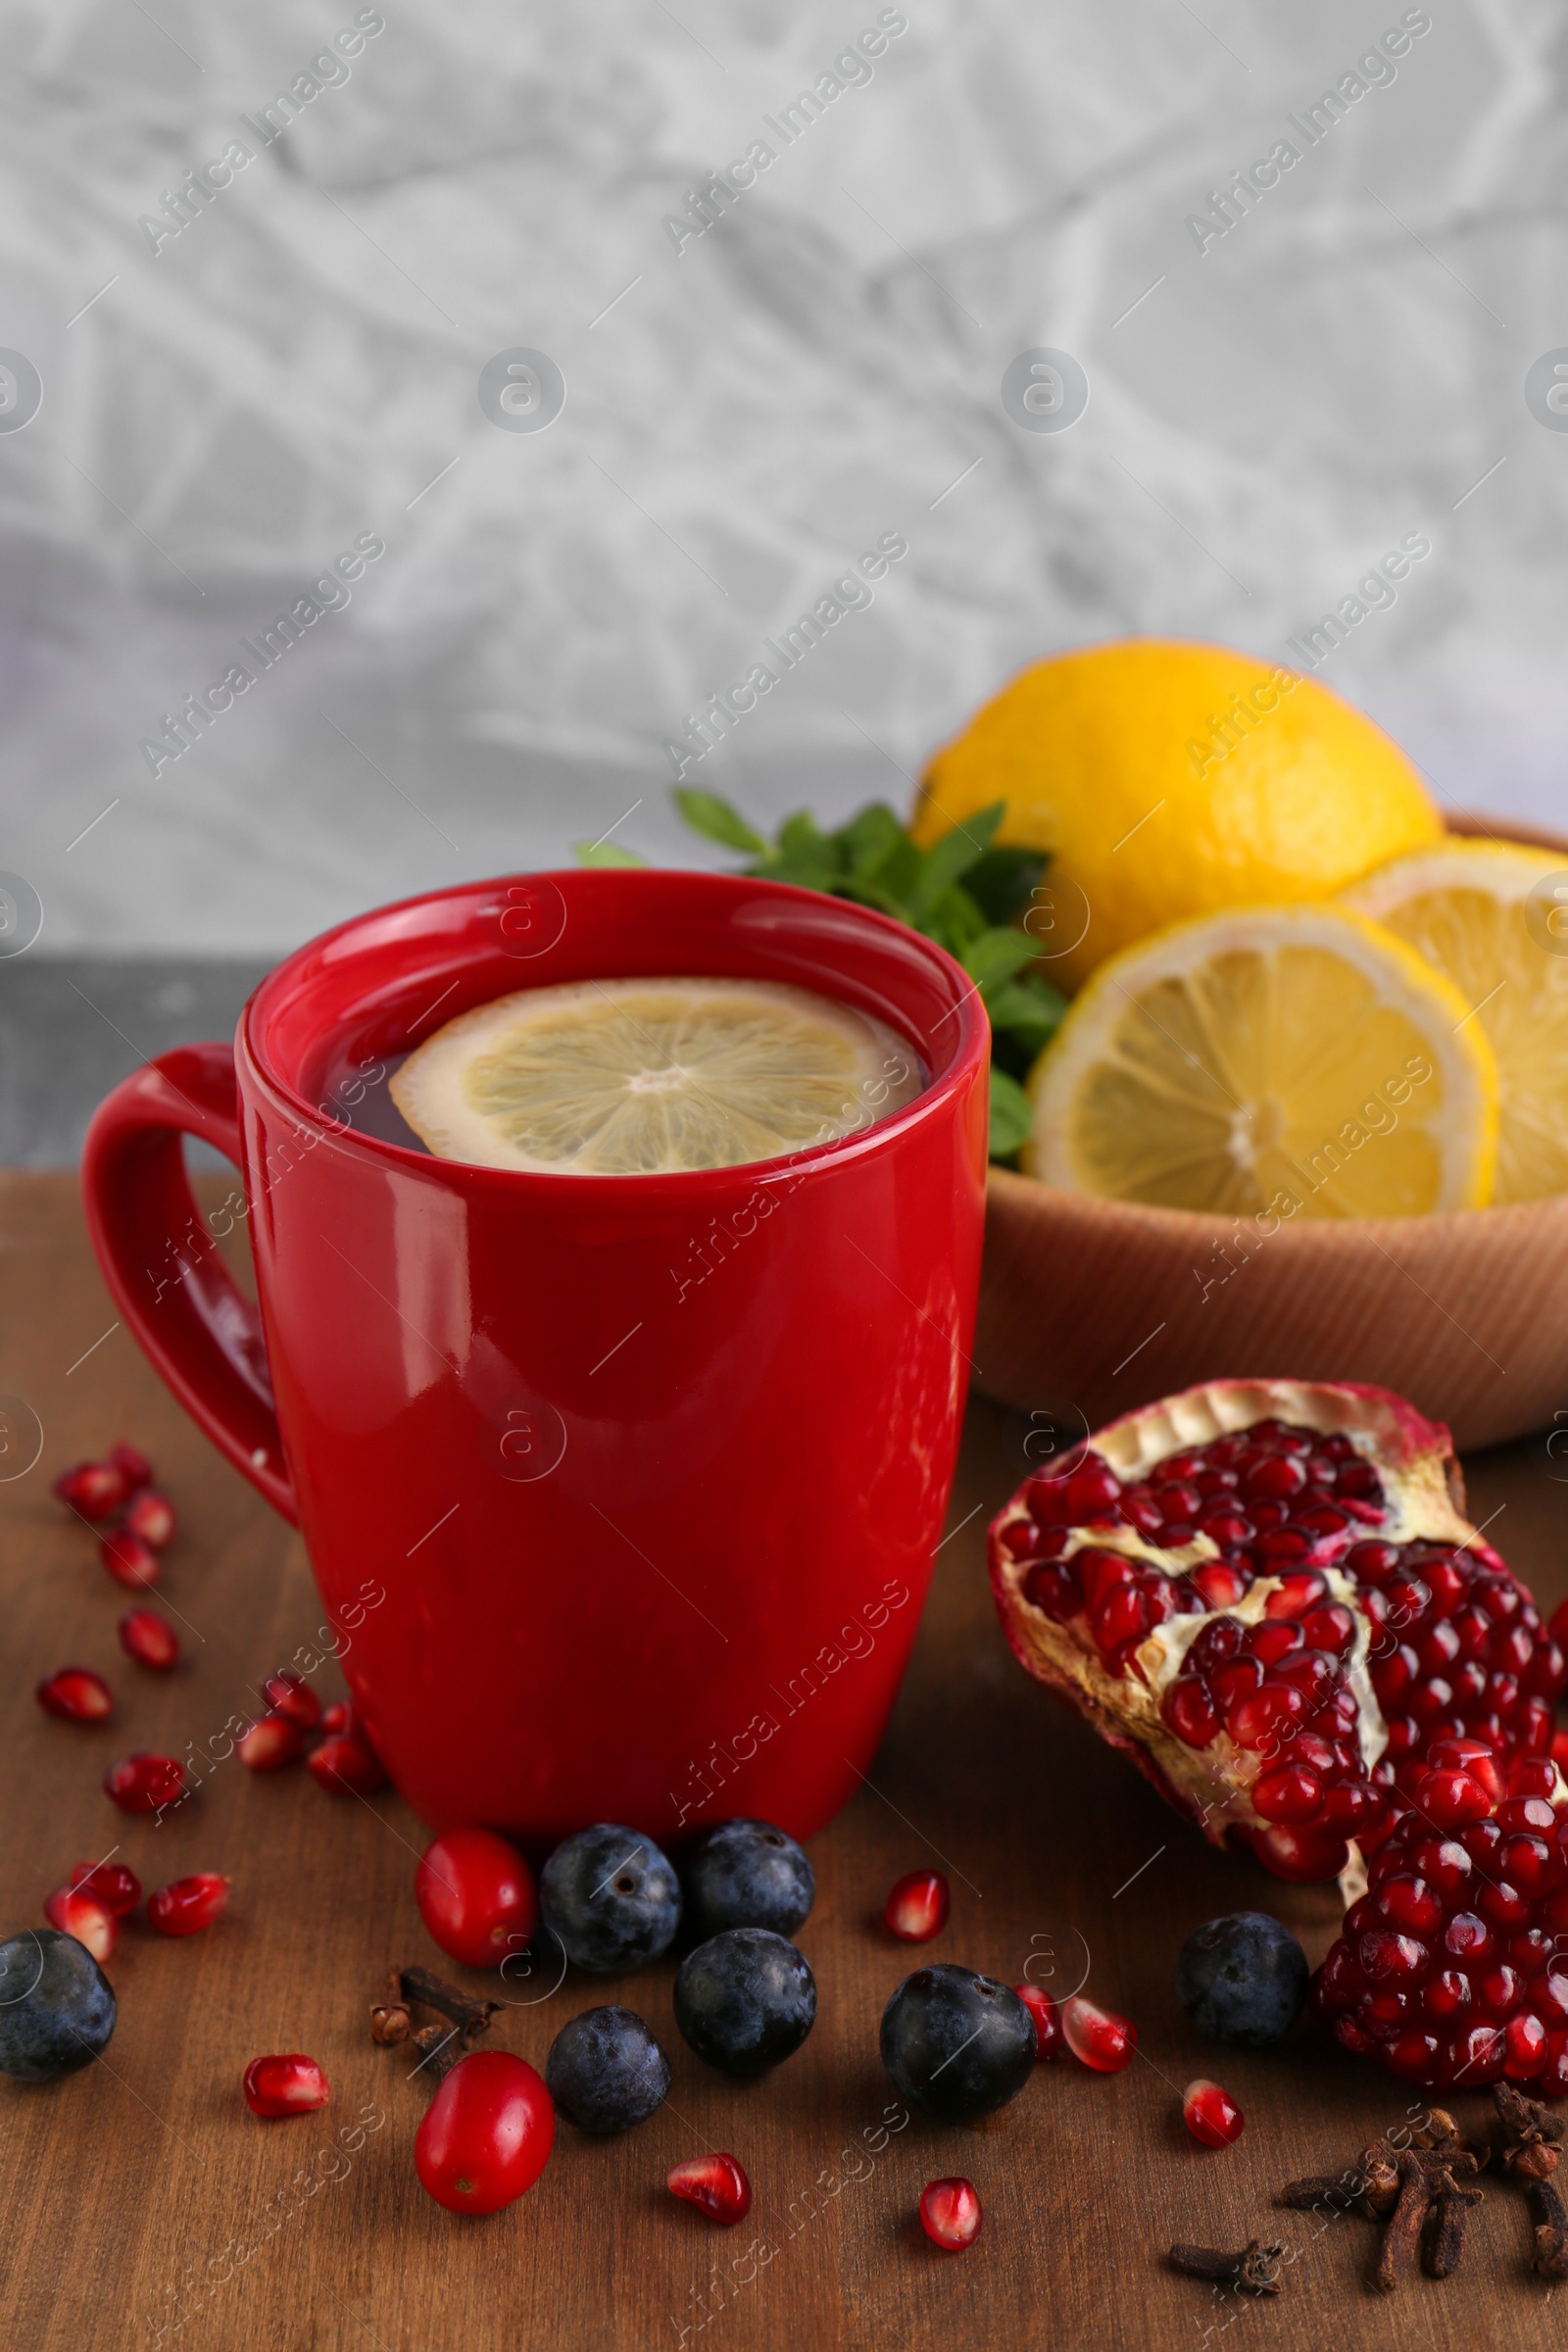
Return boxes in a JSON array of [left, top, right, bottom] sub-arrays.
[[262, 1670, 320, 1729], [70, 1860, 141, 1915], [243, 2053, 330, 2118], [1015, 1983, 1062, 2059], [884, 1870, 950, 1943], [36, 1667, 113, 1723], [108, 1442, 153, 1491], [43, 1886, 117, 1965], [148, 1873, 229, 1936], [667, 2153, 752, 2226], [1183, 2078, 1244, 2146], [100, 1529, 160, 1590], [235, 1713, 305, 1771], [416, 1828, 538, 1971], [416, 2050, 555, 2214], [53, 1460, 128, 1520], [104, 1752, 187, 1813], [1061, 1994, 1137, 2073], [1314, 1751, 1568, 2091], [118, 1609, 179, 1671], [990, 1379, 1567, 1883], [307, 1732, 386, 1795], [123, 1489, 175, 1549], [919, 2177, 983, 2250]]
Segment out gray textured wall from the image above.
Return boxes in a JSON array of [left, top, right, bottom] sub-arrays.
[[2, 0, 1566, 957]]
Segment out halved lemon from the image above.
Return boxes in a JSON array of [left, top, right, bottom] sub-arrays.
[[1023, 905, 1497, 1217], [1342, 840, 1568, 1205], [389, 977, 922, 1174]]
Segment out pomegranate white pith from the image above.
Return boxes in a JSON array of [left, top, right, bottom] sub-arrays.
[[989, 1379, 1566, 1883]]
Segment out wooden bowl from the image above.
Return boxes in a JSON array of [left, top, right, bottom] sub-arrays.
[[974, 815, 1568, 1452]]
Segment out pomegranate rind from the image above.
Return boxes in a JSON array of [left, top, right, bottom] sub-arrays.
[[989, 1378, 1483, 1861]]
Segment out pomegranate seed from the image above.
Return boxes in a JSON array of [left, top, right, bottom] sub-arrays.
[[43, 1886, 116, 1964], [1252, 1763, 1324, 1823], [243, 2053, 330, 2118], [1015, 1983, 1062, 2058], [108, 1442, 154, 1490], [122, 1490, 174, 1548], [148, 1873, 229, 1936], [1061, 1993, 1136, 2072], [100, 1529, 159, 1590], [70, 1860, 141, 1914], [668, 2153, 752, 2226], [1064, 1458, 1123, 1522], [1183, 2078, 1244, 2147], [262, 1670, 320, 1729], [919, 2177, 983, 2250], [319, 1698, 359, 1737], [885, 1871, 950, 1942], [307, 1733, 386, 1795], [53, 1460, 128, 1520], [118, 1609, 179, 1670], [36, 1667, 113, 1723], [104, 1752, 187, 1813], [416, 1827, 539, 1970], [1162, 1677, 1221, 1746], [236, 1713, 305, 1771]]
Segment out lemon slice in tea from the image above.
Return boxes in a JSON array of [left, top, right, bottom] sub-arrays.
[[1342, 839, 1568, 1205], [389, 977, 922, 1174], [1023, 905, 1497, 1217]]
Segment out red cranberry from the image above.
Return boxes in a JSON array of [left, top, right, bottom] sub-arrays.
[[53, 1460, 128, 1520], [118, 1609, 179, 1670], [1015, 1983, 1062, 2058], [920, 2177, 982, 2250], [1061, 1993, 1136, 2072], [262, 1670, 320, 1729], [36, 1667, 113, 1723], [123, 1490, 175, 1548], [885, 1870, 951, 1942], [71, 1860, 141, 1915], [148, 1873, 229, 1936], [104, 1752, 187, 1812], [416, 1828, 539, 1970], [243, 2054, 330, 2118], [235, 1713, 304, 1771], [100, 1530, 159, 1590], [307, 1733, 386, 1795], [667, 2153, 752, 2227], [1183, 2078, 1244, 2147], [43, 1886, 116, 1964], [416, 2049, 554, 2215]]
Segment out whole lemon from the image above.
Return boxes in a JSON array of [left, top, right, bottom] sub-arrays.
[[911, 639, 1443, 991]]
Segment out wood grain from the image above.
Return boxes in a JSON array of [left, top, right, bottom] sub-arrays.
[[2, 1169, 1566, 2352]]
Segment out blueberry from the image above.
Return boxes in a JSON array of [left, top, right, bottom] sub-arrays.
[[1174, 1911, 1309, 2047], [880, 1963, 1034, 2123], [673, 1929, 816, 2076], [539, 1824, 681, 1975], [681, 1820, 814, 1940], [0, 1928, 117, 2082], [546, 2005, 671, 2133]]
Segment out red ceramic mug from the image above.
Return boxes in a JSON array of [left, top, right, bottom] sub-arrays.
[[81, 869, 988, 1846]]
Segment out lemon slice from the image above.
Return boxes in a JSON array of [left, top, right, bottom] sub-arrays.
[[389, 977, 922, 1174], [1023, 905, 1497, 1217], [1342, 840, 1568, 1205]]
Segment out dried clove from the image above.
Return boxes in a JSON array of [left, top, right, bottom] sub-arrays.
[[1375, 2152, 1430, 2294], [1527, 2178, 1568, 2280], [399, 1966, 501, 2038], [1169, 2240, 1284, 2295], [1494, 2082, 1565, 2181], [369, 1965, 411, 2045], [1423, 2169, 1484, 2279]]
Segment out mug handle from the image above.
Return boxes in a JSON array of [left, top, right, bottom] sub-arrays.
[[80, 1042, 298, 1525]]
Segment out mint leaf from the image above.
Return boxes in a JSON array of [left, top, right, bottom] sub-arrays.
[[573, 841, 650, 867], [962, 928, 1040, 989], [987, 1067, 1034, 1160], [673, 789, 770, 857], [907, 802, 1005, 912]]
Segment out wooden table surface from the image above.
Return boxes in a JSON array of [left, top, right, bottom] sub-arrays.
[[3, 1169, 1567, 2352]]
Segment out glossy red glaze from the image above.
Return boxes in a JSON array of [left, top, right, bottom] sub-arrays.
[[81, 871, 989, 1844]]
